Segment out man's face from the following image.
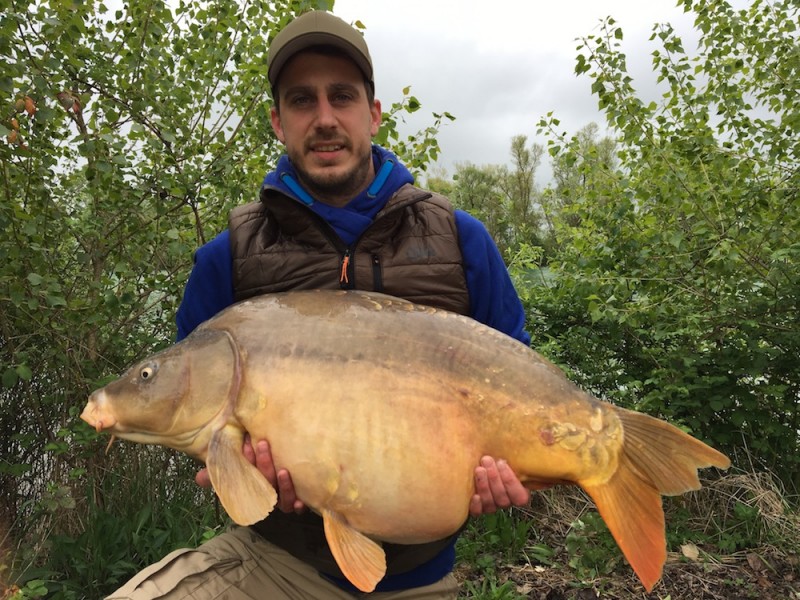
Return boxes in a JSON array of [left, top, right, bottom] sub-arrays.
[[271, 51, 382, 207]]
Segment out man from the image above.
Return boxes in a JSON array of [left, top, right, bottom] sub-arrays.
[[109, 10, 531, 600]]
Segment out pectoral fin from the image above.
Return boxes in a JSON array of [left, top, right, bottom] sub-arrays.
[[322, 508, 386, 593], [207, 425, 277, 526]]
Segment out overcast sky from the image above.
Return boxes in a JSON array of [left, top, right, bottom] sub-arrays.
[[332, 0, 707, 181]]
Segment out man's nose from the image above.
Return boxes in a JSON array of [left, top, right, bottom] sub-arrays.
[[314, 98, 337, 129]]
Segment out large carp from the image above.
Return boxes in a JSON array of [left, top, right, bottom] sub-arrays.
[[81, 289, 730, 593]]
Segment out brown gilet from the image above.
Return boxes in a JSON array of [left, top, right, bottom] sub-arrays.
[[227, 182, 471, 581], [229, 182, 470, 315]]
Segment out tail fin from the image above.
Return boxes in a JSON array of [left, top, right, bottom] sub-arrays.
[[582, 408, 730, 592]]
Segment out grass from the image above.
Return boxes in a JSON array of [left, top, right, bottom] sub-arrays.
[[455, 469, 799, 599], [3, 445, 222, 600], [3, 456, 798, 600]]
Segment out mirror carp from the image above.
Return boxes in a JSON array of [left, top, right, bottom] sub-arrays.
[[81, 289, 730, 592]]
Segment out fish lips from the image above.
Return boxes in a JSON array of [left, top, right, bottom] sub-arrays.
[[81, 391, 118, 432]]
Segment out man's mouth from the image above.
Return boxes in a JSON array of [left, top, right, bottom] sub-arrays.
[[313, 144, 345, 152], [309, 138, 348, 154]]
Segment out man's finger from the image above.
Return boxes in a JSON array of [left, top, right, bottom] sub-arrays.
[[472, 464, 497, 515], [496, 459, 531, 505], [254, 439, 278, 487], [469, 493, 484, 518], [195, 467, 211, 489], [481, 456, 511, 509], [277, 469, 305, 514]]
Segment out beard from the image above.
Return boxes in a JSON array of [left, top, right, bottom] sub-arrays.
[[289, 142, 374, 206]]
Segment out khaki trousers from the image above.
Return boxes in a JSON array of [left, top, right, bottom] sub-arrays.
[[107, 527, 459, 600]]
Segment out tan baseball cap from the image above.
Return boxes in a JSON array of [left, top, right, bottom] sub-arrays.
[[267, 11, 374, 91]]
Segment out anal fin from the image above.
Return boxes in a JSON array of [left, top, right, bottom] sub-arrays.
[[207, 425, 277, 526], [322, 508, 386, 592]]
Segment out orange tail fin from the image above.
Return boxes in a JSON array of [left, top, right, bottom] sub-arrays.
[[582, 408, 731, 592]]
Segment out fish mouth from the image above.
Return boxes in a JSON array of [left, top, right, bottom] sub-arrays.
[[80, 390, 118, 432], [79, 391, 209, 459]]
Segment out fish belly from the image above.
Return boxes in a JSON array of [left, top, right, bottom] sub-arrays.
[[240, 361, 481, 544]]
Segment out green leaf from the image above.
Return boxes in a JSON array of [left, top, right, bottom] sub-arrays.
[[15, 364, 33, 381], [2, 369, 18, 388]]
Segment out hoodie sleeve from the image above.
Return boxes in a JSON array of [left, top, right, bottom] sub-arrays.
[[175, 230, 235, 341], [455, 210, 531, 347]]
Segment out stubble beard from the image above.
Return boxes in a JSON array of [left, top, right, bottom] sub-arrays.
[[290, 145, 374, 206]]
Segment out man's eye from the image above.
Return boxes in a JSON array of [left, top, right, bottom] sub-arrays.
[[290, 96, 312, 107]]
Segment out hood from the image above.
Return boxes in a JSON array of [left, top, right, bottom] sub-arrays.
[[261, 145, 414, 246]]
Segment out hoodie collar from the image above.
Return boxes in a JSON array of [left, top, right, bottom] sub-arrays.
[[261, 145, 414, 246]]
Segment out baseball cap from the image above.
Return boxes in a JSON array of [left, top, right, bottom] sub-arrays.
[[267, 11, 374, 91]]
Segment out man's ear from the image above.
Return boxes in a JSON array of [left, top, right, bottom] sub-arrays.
[[370, 99, 382, 137], [270, 106, 285, 143]]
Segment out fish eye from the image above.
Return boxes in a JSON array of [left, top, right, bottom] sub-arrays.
[[140, 364, 157, 380]]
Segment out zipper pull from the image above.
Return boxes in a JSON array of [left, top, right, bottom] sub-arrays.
[[340, 249, 351, 285]]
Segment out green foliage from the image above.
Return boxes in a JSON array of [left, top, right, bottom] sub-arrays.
[[564, 512, 620, 582], [667, 470, 799, 557], [13, 446, 222, 598], [458, 510, 537, 564], [534, 0, 799, 490], [449, 1, 799, 589], [456, 476, 796, 594], [375, 85, 456, 177], [1, 0, 290, 589], [448, 135, 546, 260], [460, 578, 528, 600], [714, 501, 763, 554], [457, 509, 546, 600], [449, 163, 507, 248], [539, 122, 617, 245], [3, 0, 797, 594]]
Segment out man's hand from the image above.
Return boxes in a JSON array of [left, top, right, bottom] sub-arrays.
[[469, 456, 530, 517], [195, 444, 525, 517], [195, 435, 306, 514]]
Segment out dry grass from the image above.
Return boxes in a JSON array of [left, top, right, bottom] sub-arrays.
[[679, 471, 800, 549], [456, 471, 800, 599], [0, 519, 17, 600]]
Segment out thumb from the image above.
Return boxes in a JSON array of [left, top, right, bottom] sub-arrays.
[[195, 467, 212, 489]]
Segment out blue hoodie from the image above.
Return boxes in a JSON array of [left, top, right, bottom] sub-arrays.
[[177, 146, 530, 347], [174, 145, 530, 591]]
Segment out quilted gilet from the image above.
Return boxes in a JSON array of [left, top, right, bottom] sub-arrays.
[[229, 182, 471, 315]]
